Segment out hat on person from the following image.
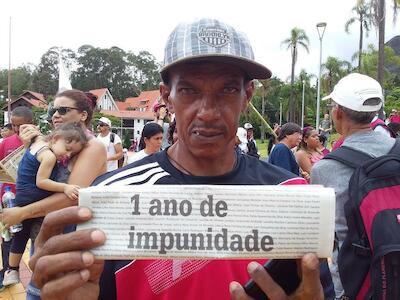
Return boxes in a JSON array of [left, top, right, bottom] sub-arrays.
[[236, 127, 248, 144], [98, 117, 111, 127], [322, 73, 383, 112], [244, 123, 253, 130], [160, 18, 271, 81]]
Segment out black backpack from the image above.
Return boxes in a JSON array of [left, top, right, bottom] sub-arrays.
[[324, 139, 400, 299], [247, 140, 260, 159]]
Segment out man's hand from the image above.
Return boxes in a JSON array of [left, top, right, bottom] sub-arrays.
[[229, 253, 324, 300], [63, 184, 80, 200], [30, 206, 106, 300], [19, 124, 41, 148]]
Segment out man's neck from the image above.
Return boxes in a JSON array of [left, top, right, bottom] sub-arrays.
[[340, 123, 372, 139], [167, 143, 237, 177], [279, 139, 291, 149]]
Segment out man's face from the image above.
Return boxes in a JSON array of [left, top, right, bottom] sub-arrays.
[[97, 122, 109, 134], [246, 129, 253, 139], [161, 62, 253, 159], [10, 116, 30, 135]]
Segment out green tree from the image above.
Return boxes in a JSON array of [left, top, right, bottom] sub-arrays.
[[321, 56, 352, 94], [368, 0, 399, 85], [0, 65, 34, 98], [345, 1, 373, 70], [281, 28, 310, 123], [127, 51, 161, 94]]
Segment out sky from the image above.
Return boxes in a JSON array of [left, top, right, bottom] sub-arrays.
[[0, 0, 399, 83]]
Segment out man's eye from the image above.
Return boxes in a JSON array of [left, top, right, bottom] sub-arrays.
[[180, 88, 197, 94], [222, 87, 239, 93]]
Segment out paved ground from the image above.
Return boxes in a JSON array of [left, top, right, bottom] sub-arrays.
[[0, 241, 31, 299]]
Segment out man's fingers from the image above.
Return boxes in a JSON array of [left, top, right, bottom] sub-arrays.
[[40, 269, 91, 300], [299, 254, 324, 298], [247, 262, 286, 300], [33, 251, 95, 288], [30, 229, 105, 270], [229, 281, 254, 300], [34, 206, 93, 249]]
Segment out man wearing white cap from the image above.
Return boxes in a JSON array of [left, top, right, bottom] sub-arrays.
[[312, 73, 396, 299], [30, 18, 325, 300], [236, 127, 248, 154], [96, 116, 123, 171], [244, 122, 259, 158]]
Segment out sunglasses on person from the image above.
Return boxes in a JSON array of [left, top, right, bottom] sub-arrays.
[[97, 122, 108, 127], [49, 106, 79, 116]]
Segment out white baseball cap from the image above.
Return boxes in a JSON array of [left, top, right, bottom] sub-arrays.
[[244, 122, 253, 130], [98, 117, 112, 127], [236, 127, 248, 144], [322, 73, 383, 112]]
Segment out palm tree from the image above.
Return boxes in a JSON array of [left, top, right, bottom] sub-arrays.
[[281, 28, 310, 123], [321, 56, 352, 93], [345, 1, 373, 71], [368, 0, 399, 85]]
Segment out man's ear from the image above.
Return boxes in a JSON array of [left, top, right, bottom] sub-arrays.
[[241, 80, 255, 112], [160, 83, 171, 107]]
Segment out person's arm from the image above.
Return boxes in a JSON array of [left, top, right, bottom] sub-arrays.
[[107, 142, 123, 161], [36, 149, 68, 193], [155, 106, 168, 126], [295, 150, 312, 175], [2, 139, 107, 226]]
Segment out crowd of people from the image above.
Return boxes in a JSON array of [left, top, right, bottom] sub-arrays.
[[0, 17, 398, 300]]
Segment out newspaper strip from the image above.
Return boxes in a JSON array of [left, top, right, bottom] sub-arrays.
[[78, 185, 335, 260], [0, 146, 25, 182]]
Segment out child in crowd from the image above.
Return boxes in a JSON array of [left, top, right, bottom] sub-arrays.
[[318, 135, 331, 156], [3, 123, 88, 286]]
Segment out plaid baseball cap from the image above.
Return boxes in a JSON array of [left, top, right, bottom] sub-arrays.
[[160, 18, 271, 80]]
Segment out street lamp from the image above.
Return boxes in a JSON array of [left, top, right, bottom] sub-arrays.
[[316, 22, 327, 130], [301, 80, 305, 128]]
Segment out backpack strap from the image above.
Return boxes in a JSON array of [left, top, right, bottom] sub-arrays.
[[110, 132, 115, 144], [323, 146, 373, 169], [388, 138, 400, 155]]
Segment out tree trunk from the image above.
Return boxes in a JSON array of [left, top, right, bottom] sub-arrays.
[[289, 45, 296, 123], [377, 0, 385, 85], [358, 14, 364, 71], [377, 0, 385, 119]]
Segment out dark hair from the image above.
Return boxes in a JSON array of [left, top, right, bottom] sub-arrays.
[[167, 119, 177, 145], [4, 123, 12, 130], [318, 134, 327, 145], [139, 122, 163, 150], [298, 126, 315, 150], [11, 106, 34, 123], [48, 123, 88, 146], [277, 123, 302, 142], [55, 89, 97, 125]]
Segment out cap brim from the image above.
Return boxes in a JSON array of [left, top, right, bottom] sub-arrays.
[[160, 55, 272, 81], [322, 95, 332, 101]]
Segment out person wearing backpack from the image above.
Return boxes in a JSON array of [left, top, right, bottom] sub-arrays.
[[311, 73, 398, 299], [96, 117, 123, 171]]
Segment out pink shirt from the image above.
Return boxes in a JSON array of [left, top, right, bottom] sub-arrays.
[[0, 134, 23, 196]]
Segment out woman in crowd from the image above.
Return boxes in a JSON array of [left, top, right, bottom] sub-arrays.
[[268, 122, 302, 176], [1, 89, 107, 299], [128, 122, 163, 164], [295, 126, 324, 178]]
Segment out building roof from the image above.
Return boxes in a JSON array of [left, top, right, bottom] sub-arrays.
[[100, 109, 154, 120], [89, 88, 108, 103], [22, 90, 46, 102], [121, 90, 160, 111]]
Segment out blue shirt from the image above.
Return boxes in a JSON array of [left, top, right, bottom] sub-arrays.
[[268, 143, 300, 176]]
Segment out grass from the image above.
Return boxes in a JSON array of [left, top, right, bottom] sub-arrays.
[[256, 139, 269, 159]]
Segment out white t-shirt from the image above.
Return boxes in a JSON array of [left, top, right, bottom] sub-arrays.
[[127, 149, 148, 164], [97, 132, 122, 171]]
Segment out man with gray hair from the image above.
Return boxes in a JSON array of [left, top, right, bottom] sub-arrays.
[[311, 73, 395, 299]]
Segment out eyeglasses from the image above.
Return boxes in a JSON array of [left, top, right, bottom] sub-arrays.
[[49, 106, 79, 116], [97, 123, 107, 127]]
